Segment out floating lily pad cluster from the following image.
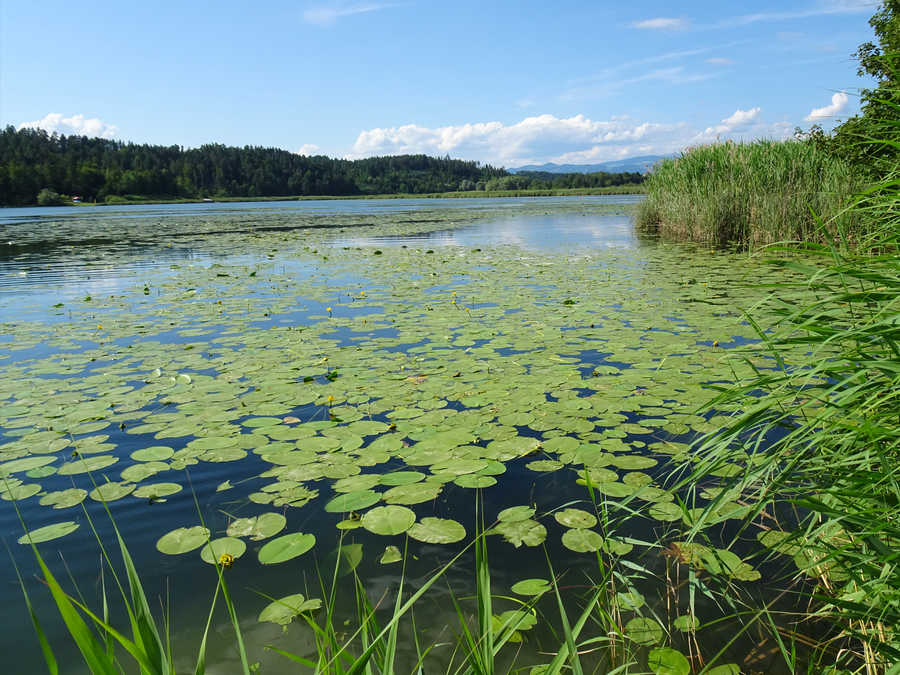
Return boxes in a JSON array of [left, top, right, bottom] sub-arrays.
[[1, 203, 814, 602]]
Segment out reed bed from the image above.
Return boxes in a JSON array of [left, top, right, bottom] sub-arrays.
[[636, 140, 866, 248]]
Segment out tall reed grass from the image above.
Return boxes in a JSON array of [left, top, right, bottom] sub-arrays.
[[679, 147, 899, 668], [636, 139, 866, 248]]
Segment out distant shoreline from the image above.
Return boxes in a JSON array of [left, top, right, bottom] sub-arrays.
[[10, 185, 645, 209]]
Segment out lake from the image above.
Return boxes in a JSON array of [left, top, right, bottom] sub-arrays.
[[0, 196, 811, 673]]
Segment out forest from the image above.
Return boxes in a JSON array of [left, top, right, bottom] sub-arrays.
[[0, 127, 643, 206]]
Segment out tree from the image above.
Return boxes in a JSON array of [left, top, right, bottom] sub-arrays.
[[36, 187, 63, 206], [831, 0, 900, 172]]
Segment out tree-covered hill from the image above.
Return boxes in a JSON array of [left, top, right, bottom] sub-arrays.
[[0, 127, 643, 205]]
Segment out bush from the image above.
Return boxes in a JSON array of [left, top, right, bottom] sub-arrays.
[[36, 188, 63, 206]]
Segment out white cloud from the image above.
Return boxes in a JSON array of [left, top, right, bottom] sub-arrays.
[[699, 107, 762, 138], [297, 143, 321, 155], [804, 92, 850, 121], [303, 2, 399, 25], [349, 108, 803, 166], [632, 17, 689, 30], [18, 113, 118, 138], [705, 57, 734, 65], [349, 114, 689, 166]]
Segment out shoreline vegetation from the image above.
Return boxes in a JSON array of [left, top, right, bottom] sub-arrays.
[[0, 126, 645, 207], [635, 139, 865, 248], [15, 183, 645, 209]]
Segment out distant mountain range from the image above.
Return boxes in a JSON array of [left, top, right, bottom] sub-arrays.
[[510, 154, 674, 174]]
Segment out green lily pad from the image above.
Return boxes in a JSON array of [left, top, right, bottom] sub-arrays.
[[649, 502, 683, 522], [89, 481, 135, 502], [380, 545, 402, 564], [383, 482, 441, 505], [130, 446, 175, 462], [511, 578, 551, 596], [408, 517, 466, 544], [133, 482, 183, 499], [200, 537, 246, 564], [18, 521, 80, 545], [454, 473, 496, 488], [156, 526, 211, 555], [58, 454, 118, 475], [561, 528, 604, 553], [0, 455, 56, 476], [625, 617, 663, 645], [226, 513, 287, 540], [40, 488, 88, 509], [379, 471, 425, 486], [705, 666, 740, 675], [1, 483, 41, 501], [673, 615, 699, 632], [324, 489, 381, 513], [494, 519, 546, 548], [497, 505, 536, 523], [361, 505, 416, 536], [554, 508, 597, 529], [648, 647, 690, 675], [259, 532, 316, 564], [258, 593, 322, 625]]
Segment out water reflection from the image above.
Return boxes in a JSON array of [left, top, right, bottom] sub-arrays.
[[332, 212, 639, 250]]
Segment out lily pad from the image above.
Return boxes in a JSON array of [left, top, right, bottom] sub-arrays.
[[258, 593, 322, 625], [380, 545, 402, 564], [648, 647, 690, 675], [494, 519, 546, 548], [18, 521, 80, 545], [89, 481, 135, 502], [361, 505, 416, 536], [259, 532, 316, 564], [40, 488, 88, 509], [554, 508, 597, 529], [561, 528, 604, 553], [511, 578, 551, 596], [156, 526, 211, 555], [130, 446, 175, 462], [226, 513, 287, 540], [497, 505, 536, 523], [133, 482, 183, 499], [200, 537, 246, 564], [625, 617, 663, 645], [324, 489, 381, 513], [408, 517, 466, 544]]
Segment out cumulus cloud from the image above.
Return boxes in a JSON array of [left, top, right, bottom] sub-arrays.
[[18, 113, 118, 138], [699, 107, 762, 138], [297, 143, 321, 155], [303, 2, 399, 25], [349, 114, 688, 166], [632, 17, 689, 30], [804, 92, 850, 121]]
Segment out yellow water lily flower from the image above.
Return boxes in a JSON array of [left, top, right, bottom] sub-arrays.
[[219, 553, 235, 569]]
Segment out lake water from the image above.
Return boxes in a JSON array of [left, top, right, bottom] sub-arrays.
[[0, 196, 807, 674]]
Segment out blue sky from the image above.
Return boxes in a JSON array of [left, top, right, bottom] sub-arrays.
[[1, 0, 878, 167]]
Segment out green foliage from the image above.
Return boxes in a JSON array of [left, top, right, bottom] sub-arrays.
[[636, 139, 866, 248], [36, 187, 63, 206], [682, 120, 900, 669], [817, 2, 900, 174], [0, 127, 640, 205]]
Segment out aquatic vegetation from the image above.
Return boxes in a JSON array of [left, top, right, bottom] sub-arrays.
[[0, 198, 831, 671], [637, 139, 866, 248]]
